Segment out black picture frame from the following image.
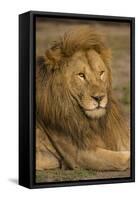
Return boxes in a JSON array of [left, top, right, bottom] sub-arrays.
[[19, 10, 135, 189]]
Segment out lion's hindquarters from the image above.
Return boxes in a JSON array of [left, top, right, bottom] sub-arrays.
[[36, 149, 60, 170], [36, 128, 60, 170]]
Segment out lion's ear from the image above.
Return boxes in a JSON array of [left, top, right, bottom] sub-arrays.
[[45, 48, 62, 66]]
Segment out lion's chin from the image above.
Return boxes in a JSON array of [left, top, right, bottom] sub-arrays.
[[85, 108, 106, 119]]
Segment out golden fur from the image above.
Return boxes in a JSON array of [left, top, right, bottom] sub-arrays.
[[36, 27, 130, 171]]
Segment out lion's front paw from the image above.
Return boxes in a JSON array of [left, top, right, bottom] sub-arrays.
[[119, 151, 130, 171]]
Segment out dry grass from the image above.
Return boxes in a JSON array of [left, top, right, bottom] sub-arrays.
[[36, 169, 130, 183]]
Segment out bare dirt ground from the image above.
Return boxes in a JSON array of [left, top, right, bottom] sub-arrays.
[[36, 18, 131, 183]]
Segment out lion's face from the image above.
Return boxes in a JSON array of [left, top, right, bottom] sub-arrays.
[[64, 49, 110, 119]]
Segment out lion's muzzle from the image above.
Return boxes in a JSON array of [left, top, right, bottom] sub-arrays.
[[83, 94, 108, 119]]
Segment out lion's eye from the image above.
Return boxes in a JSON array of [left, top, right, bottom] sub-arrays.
[[78, 73, 85, 79], [100, 71, 105, 76], [99, 71, 105, 79]]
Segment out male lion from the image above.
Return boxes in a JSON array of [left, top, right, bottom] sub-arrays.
[[36, 27, 130, 171]]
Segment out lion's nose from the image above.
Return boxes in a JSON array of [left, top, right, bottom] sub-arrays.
[[92, 95, 105, 103]]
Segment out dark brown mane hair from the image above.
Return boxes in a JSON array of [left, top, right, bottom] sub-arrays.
[[36, 27, 129, 150]]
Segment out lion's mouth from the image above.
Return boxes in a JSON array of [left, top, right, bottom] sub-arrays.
[[84, 107, 106, 119], [84, 105, 106, 111]]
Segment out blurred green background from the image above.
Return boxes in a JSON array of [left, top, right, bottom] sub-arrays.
[[36, 17, 130, 183]]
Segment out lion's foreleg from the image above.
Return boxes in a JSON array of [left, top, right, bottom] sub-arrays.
[[77, 147, 130, 171]]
